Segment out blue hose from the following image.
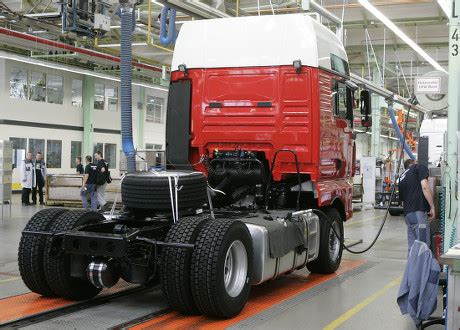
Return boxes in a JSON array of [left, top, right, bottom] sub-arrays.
[[388, 105, 416, 160], [160, 5, 176, 45], [120, 5, 136, 173]]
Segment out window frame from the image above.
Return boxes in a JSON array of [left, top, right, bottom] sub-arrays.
[[46, 140, 62, 169], [9, 68, 28, 100], [71, 79, 83, 108]]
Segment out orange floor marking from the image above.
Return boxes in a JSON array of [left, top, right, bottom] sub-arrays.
[[0, 281, 135, 324], [0, 294, 73, 323], [131, 259, 365, 330]]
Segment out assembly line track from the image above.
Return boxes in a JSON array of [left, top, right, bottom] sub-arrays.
[[0, 284, 168, 328]]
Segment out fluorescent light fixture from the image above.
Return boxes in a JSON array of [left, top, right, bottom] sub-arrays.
[[437, 0, 451, 18], [0, 51, 169, 92], [97, 42, 148, 48], [358, 0, 448, 74]]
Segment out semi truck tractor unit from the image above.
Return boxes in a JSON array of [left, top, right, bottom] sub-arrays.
[[18, 14, 368, 319]]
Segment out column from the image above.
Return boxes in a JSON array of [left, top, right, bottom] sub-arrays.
[[371, 66, 382, 158], [82, 75, 94, 157], [138, 86, 145, 149], [445, 0, 460, 250]]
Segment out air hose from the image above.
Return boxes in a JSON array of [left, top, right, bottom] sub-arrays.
[[119, 4, 136, 173], [315, 97, 416, 254]]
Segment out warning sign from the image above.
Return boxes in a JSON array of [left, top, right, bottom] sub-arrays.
[[415, 77, 441, 94]]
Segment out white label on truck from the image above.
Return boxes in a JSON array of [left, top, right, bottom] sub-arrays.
[[415, 77, 441, 93]]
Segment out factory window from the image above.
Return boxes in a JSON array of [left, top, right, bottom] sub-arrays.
[[47, 75, 64, 104], [72, 79, 83, 107], [93, 143, 104, 156], [94, 83, 118, 111], [146, 96, 164, 123], [104, 143, 117, 169], [9, 137, 27, 169], [29, 71, 46, 102], [154, 144, 163, 150], [9, 137, 27, 150], [145, 143, 154, 150], [9, 68, 28, 99], [28, 139, 45, 156], [47, 140, 62, 168], [71, 141, 82, 168], [106, 85, 118, 112], [94, 83, 105, 110]]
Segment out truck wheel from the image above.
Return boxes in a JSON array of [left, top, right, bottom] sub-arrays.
[[191, 219, 253, 318], [18, 208, 68, 296], [161, 215, 209, 314], [307, 208, 343, 274], [122, 171, 208, 212], [389, 208, 402, 216], [43, 210, 105, 300]]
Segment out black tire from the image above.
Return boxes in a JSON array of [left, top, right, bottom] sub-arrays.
[[122, 171, 208, 212], [18, 208, 68, 296], [307, 208, 343, 274], [389, 208, 403, 216], [161, 215, 210, 314], [191, 219, 253, 318], [43, 210, 105, 300]]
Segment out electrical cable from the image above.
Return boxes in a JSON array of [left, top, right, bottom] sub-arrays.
[[313, 97, 416, 254]]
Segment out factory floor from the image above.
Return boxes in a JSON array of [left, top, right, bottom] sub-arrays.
[[0, 195, 444, 330]]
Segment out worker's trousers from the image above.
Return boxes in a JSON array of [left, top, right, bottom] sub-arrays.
[[404, 211, 430, 256], [97, 182, 107, 208]]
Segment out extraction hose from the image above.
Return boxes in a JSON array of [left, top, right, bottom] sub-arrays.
[[120, 4, 136, 173], [159, 4, 176, 45], [388, 104, 416, 160]]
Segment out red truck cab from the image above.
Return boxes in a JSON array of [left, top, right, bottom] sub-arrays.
[[167, 14, 355, 222]]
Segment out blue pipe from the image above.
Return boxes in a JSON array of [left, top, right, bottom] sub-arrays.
[[388, 105, 416, 160], [120, 5, 136, 173], [160, 5, 176, 45]]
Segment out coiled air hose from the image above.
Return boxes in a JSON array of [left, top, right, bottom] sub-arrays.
[[316, 97, 416, 254]]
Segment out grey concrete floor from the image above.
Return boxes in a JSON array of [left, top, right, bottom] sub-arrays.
[[0, 195, 444, 329]]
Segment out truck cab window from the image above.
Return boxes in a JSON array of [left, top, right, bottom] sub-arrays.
[[332, 80, 353, 126], [332, 80, 349, 120]]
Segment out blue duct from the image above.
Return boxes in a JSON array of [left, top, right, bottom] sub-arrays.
[[120, 5, 136, 173], [388, 105, 416, 160], [160, 5, 176, 45]]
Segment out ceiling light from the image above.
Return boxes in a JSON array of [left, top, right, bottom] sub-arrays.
[[358, 0, 448, 74], [437, 0, 451, 18]]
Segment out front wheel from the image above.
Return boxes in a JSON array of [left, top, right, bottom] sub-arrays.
[[307, 208, 343, 274]]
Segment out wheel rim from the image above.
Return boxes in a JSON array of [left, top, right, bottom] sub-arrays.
[[328, 221, 341, 262], [223, 240, 248, 298]]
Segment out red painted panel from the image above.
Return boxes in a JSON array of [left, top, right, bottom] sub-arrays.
[[171, 65, 353, 219]]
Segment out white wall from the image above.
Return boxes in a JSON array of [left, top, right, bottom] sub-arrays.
[[0, 58, 168, 186]]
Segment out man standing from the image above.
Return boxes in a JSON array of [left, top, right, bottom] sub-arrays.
[[32, 152, 47, 205], [81, 156, 98, 210], [94, 151, 108, 209], [76, 156, 84, 175], [398, 159, 436, 254], [20, 152, 35, 206]]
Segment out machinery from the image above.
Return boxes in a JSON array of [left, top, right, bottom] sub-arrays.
[[17, 13, 371, 318]]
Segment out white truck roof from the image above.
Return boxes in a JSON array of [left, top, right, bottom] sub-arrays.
[[172, 14, 348, 72]]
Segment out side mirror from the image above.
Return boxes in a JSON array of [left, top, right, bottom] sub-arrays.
[[360, 90, 371, 116], [360, 90, 372, 127]]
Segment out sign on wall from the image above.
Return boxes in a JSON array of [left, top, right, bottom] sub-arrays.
[[415, 77, 441, 94]]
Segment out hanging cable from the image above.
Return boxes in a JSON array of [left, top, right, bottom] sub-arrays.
[[269, 0, 275, 15]]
